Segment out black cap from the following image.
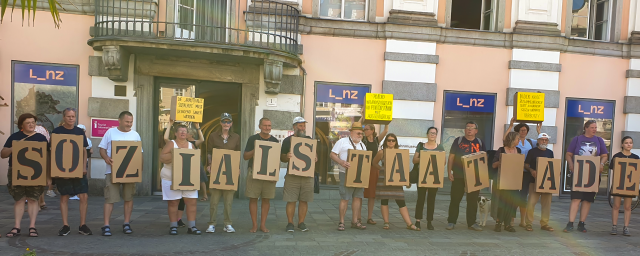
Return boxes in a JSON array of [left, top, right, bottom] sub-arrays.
[[221, 113, 232, 121]]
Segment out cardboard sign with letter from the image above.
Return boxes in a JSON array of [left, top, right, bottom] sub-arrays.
[[384, 149, 410, 186], [462, 152, 490, 193], [611, 158, 640, 197], [288, 137, 317, 178], [170, 96, 204, 123], [252, 140, 281, 181], [111, 141, 143, 183], [12, 141, 48, 186], [363, 93, 393, 125], [498, 153, 525, 190], [513, 92, 545, 123], [418, 150, 445, 188], [535, 157, 561, 194], [50, 134, 85, 178], [210, 148, 241, 191], [572, 155, 601, 193], [171, 148, 201, 190], [345, 149, 372, 188]]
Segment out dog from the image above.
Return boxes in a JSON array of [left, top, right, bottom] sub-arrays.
[[477, 196, 491, 227]]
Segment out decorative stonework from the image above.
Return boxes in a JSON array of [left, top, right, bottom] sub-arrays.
[[102, 45, 130, 82], [513, 21, 561, 36], [264, 60, 283, 94], [387, 10, 437, 26]]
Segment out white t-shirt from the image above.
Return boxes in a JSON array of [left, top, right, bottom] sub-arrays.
[[331, 136, 366, 173], [98, 127, 143, 174]]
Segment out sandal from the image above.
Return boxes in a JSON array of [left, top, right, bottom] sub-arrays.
[[187, 227, 202, 235], [351, 221, 366, 230], [29, 228, 38, 237], [383, 222, 390, 230], [407, 224, 419, 231], [525, 224, 533, 231], [367, 219, 377, 225], [504, 225, 516, 232], [6, 228, 20, 237], [170, 227, 178, 235], [337, 222, 345, 231], [199, 197, 208, 202], [541, 225, 555, 231], [40, 204, 47, 210], [414, 221, 421, 231]]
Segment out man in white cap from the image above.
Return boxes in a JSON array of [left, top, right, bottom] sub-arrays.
[[524, 133, 555, 232], [330, 122, 367, 231], [280, 117, 315, 232]]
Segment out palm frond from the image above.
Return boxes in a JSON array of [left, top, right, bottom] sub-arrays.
[[0, 0, 63, 28]]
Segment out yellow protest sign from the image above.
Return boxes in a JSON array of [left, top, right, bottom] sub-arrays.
[[514, 92, 544, 122], [170, 96, 204, 122], [364, 93, 393, 125]]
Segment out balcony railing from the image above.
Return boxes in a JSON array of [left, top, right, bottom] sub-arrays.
[[94, 0, 300, 55]]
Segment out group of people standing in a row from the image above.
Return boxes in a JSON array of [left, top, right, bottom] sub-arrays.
[[1, 110, 636, 237]]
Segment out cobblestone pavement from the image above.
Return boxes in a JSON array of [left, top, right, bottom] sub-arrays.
[[0, 193, 638, 256]]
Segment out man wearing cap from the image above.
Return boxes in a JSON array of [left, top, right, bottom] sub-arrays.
[[280, 117, 316, 232], [524, 133, 555, 232], [206, 113, 241, 233], [330, 122, 367, 230]]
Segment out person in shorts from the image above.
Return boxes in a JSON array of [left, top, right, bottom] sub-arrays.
[[51, 108, 92, 236], [280, 117, 316, 232], [1, 113, 48, 237], [330, 122, 367, 231], [563, 120, 608, 233], [99, 111, 142, 236], [244, 117, 279, 233]]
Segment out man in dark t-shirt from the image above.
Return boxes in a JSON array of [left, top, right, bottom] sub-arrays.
[[50, 108, 91, 236], [244, 117, 279, 233], [524, 133, 555, 231], [446, 121, 486, 231]]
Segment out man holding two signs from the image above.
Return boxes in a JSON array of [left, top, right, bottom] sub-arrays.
[[330, 122, 368, 231], [563, 120, 608, 233], [99, 111, 142, 236], [1, 113, 49, 238], [51, 108, 92, 236], [244, 117, 279, 233]]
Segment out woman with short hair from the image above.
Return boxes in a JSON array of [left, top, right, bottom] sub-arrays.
[[1, 113, 49, 237], [609, 136, 637, 236], [362, 123, 388, 225], [412, 127, 445, 230], [492, 132, 521, 232]]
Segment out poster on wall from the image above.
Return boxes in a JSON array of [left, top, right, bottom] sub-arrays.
[[12, 62, 79, 134]]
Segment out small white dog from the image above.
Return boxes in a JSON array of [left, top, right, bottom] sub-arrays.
[[477, 196, 491, 227]]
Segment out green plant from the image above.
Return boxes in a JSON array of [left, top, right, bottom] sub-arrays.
[[22, 248, 36, 256], [1, 0, 63, 28]]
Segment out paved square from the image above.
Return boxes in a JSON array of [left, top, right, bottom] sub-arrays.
[[0, 193, 638, 255]]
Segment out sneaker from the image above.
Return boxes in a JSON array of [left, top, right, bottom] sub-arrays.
[[468, 224, 483, 231], [298, 222, 309, 232], [286, 223, 295, 232], [69, 195, 80, 200], [46, 190, 56, 197], [123, 224, 133, 234], [79, 225, 92, 235], [623, 226, 630, 236], [446, 223, 455, 230], [563, 223, 574, 233], [223, 225, 235, 233], [177, 219, 186, 228], [577, 222, 587, 233], [101, 226, 112, 236], [494, 223, 502, 232], [426, 221, 434, 230], [58, 225, 71, 236], [611, 225, 618, 235], [206, 225, 215, 233]]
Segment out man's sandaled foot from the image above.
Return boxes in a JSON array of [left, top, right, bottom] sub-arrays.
[[351, 221, 366, 230], [6, 228, 20, 237], [367, 219, 377, 225], [28, 228, 38, 237], [337, 223, 345, 231], [260, 226, 270, 233]]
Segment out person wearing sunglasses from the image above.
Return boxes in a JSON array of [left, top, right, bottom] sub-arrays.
[[51, 108, 92, 236], [330, 122, 368, 231], [206, 113, 241, 233], [372, 133, 418, 231]]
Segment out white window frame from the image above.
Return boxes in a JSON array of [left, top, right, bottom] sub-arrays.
[[320, 0, 369, 21], [448, 0, 500, 31], [175, 0, 197, 39], [480, 0, 497, 31], [571, 0, 613, 41]]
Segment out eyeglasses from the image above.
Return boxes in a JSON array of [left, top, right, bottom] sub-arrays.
[[465, 127, 477, 130], [221, 121, 232, 124], [428, 132, 437, 135], [387, 140, 396, 142], [355, 132, 363, 136]]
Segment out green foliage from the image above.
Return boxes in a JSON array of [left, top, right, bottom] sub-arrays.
[[1, 0, 64, 28], [22, 248, 36, 256]]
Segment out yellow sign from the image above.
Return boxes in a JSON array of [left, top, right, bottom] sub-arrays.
[[170, 96, 204, 122], [365, 93, 393, 122], [515, 92, 544, 122]]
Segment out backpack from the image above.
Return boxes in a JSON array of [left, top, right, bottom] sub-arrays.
[[454, 136, 484, 150]]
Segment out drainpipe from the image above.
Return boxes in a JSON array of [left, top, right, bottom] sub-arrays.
[[299, 65, 307, 117]]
